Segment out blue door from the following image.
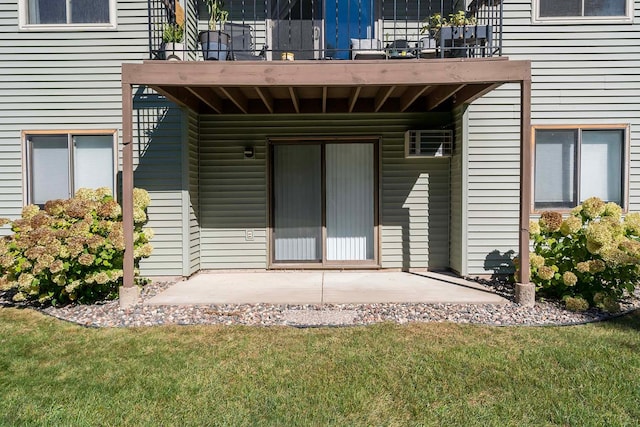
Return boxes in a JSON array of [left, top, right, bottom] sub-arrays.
[[325, 0, 375, 59]]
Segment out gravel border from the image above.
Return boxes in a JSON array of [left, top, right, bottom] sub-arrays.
[[2, 279, 639, 328]]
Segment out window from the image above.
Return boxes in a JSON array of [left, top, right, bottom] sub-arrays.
[[20, 0, 115, 28], [534, 127, 626, 210], [535, 0, 631, 22], [25, 132, 116, 205]]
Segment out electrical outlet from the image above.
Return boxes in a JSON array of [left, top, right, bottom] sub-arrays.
[[245, 229, 254, 241]]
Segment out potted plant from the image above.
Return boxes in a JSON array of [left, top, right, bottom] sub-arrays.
[[162, 22, 185, 61], [199, 0, 230, 61], [423, 11, 480, 40], [422, 10, 490, 57]]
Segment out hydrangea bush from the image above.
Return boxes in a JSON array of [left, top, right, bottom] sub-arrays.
[[526, 197, 640, 312], [0, 188, 153, 305]]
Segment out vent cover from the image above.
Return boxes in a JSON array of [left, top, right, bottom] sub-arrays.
[[405, 130, 453, 158]]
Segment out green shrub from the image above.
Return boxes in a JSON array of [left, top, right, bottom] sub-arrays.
[[563, 296, 589, 312], [527, 197, 640, 310], [0, 188, 153, 305]]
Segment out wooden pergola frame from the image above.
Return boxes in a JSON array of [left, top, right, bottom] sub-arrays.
[[120, 57, 533, 303]]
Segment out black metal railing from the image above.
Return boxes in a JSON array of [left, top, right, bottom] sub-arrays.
[[148, 0, 503, 61]]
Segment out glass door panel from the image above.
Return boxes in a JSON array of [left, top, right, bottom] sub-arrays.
[[325, 143, 374, 261], [325, 0, 375, 59], [273, 145, 322, 261]]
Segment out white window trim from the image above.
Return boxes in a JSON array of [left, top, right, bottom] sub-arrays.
[[22, 130, 118, 205], [531, 124, 630, 213], [532, 0, 634, 25], [18, 0, 117, 31]]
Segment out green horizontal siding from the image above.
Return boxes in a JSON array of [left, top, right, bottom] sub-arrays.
[[464, 1, 640, 275], [198, 113, 452, 270], [0, 2, 188, 277]]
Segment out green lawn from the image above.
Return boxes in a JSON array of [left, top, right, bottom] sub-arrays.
[[1, 308, 639, 426]]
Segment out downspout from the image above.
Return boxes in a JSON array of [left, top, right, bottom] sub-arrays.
[[120, 82, 140, 307]]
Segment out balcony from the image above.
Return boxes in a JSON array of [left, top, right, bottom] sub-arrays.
[[148, 0, 503, 62]]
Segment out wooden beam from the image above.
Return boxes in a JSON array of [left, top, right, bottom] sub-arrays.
[[375, 86, 395, 112], [153, 85, 201, 112], [186, 86, 223, 113], [453, 83, 501, 107], [289, 87, 300, 113], [123, 58, 528, 88], [348, 86, 361, 113], [399, 85, 431, 112], [518, 78, 532, 285], [218, 86, 249, 114], [426, 84, 464, 111], [322, 86, 328, 113], [255, 87, 274, 114], [121, 83, 134, 290]]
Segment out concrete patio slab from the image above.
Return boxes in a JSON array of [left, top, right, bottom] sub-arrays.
[[146, 272, 323, 305], [322, 272, 507, 304], [146, 271, 508, 306]]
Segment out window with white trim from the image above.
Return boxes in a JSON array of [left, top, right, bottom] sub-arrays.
[[534, 127, 626, 210], [535, 0, 632, 21], [25, 133, 116, 205], [20, 0, 115, 28]]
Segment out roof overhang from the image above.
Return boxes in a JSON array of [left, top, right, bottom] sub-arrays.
[[122, 57, 531, 114]]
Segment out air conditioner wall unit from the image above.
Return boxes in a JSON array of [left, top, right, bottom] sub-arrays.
[[404, 130, 453, 158]]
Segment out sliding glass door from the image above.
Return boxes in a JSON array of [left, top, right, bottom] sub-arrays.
[[273, 144, 323, 262], [272, 141, 376, 265], [325, 143, 374, 260]]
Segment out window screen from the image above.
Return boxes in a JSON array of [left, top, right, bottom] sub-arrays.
[[534, 127, 625, 210], [27, 133, 115, 205], [534, 130, 576, 208], [74, 135, 114, 191], [580, 130, 623, 204], [30, 135, 70, 204]]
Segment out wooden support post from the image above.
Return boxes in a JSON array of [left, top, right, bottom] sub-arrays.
[[515, 77, 534, 306], [120, 82, 139, 307]]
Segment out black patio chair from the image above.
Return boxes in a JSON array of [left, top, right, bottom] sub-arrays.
[[223, 23, 267, 61]]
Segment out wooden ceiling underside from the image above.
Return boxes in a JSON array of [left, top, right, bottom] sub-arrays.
[[123, 58, 530, 115]]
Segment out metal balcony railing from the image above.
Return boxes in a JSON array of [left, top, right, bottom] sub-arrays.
[[148, 0, 503, 61]]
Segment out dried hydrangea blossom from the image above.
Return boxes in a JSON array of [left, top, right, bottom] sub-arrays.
[[529, 220, 541, 237], [133, 188, 151, 210], [97, 200, 121, 219], [537, 265, 554, 281], [581, 197, 606, 219], [602, 202, 622, 221], [539, 211, 563, 233], [77, 253, 95, 266], [585, 222, 615, 254], [44, 199, 67, 216], [530, 253, 544, 269], [588, 259, 606, 273], [562, 271, 578, 287], [21, 205, 40, 220], [560, 216, 582, 236], [624, 212, 640, 236], [133, 208, 147, 224]]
